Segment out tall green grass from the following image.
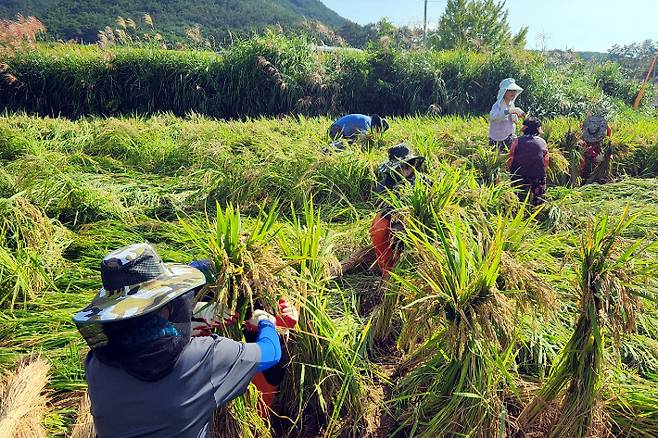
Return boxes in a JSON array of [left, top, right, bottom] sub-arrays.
[[1, 35, 652, 118]]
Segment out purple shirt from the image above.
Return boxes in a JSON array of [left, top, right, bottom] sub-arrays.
[[489, 101, 518, 141]]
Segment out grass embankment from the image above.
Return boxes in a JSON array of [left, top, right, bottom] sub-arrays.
[[1, 34, 655, 118]]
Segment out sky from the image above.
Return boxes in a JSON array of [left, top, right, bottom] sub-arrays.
[[321, 0, 657, 52]]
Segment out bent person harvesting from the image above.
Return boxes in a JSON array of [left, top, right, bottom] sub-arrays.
[[73, 243, 284, 438]]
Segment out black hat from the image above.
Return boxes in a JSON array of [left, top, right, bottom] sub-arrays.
[[382, 144, 425, 172], [371, 114, 390, 132]]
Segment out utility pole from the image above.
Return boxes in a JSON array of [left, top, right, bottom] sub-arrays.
[[423, 0, 428, 40]]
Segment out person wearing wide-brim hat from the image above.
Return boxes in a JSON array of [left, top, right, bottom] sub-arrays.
[[73, 242, 283, 438], [579, 115, 612, 183], [489, 78, 526, 152], [374, 144, 426, 193], [370, 144, 428, 278]]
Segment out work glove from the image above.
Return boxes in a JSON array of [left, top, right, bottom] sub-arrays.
[[192, 302, 240, 337], [275, 299, 299, 336], [244, 309, 277, 332]]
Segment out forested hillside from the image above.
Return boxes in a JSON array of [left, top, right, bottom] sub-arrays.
[[0, 0, 350, 42]]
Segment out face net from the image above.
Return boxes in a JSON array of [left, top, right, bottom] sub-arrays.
[[76, 290, 196, 350]]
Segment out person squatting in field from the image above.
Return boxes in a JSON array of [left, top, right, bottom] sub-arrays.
[[329, 113, 389, 141], [507, 117, 550, 206], [579, 115, 613, 183], [73, 242, 297, 438], [490, 78, 526, 151], [370, 144, 429, 278]]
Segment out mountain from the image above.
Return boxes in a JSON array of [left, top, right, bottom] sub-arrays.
[[0, 0, 351, 43]]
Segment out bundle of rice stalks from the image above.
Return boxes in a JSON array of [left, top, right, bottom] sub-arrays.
[[498, 205, 557, 313], [180, 202, 286, 317], [546, 145, 570, 186], [380, 164, 466, 234], [555, 128, 583, 187], [0, 356, 50, 438], [211, 387, 271, 438], [69, 391, 94, 438], [518, 210, 651, 437], [392, 211, 533, 437], [180, 203, 288, 436], [277, 198, 368, 436]]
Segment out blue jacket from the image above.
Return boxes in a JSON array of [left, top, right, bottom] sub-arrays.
[[333, 114, 372, 137]]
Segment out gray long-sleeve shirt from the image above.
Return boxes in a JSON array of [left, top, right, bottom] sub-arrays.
[[86, 336, 261, 438]]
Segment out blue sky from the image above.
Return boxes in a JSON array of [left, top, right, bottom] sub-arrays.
[[321, 0, 657, 52]]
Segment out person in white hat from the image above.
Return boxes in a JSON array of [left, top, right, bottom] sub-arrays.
[[489, 78, 526, 151]]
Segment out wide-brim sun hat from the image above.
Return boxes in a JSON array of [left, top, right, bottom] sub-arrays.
[[73, 242, 205, 326], [497, 78, 524, 103], [382, 144, 425, 172], [582, 115, 608, 144]]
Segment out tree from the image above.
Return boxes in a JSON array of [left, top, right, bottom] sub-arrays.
[[428, 0, 526, 51], [608, 39, 658, 81]]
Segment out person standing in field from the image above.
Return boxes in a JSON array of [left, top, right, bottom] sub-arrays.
[[490, 78, 526, 151], [329, 113, 390, 142], [507, 117, 549, 206], [73, 243, 290, 438], [371, 144, 428, 278], [579, 115, 612, 183]]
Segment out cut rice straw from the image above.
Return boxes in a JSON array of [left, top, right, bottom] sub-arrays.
[[0, 356, 50, 438], [69, 391, 95, 438]]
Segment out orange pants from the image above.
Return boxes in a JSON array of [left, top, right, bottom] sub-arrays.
[[252, 372, 278, 418], [370, 213, 399, 277]]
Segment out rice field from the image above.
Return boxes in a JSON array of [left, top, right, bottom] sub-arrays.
[[1, 112, 658, 437]]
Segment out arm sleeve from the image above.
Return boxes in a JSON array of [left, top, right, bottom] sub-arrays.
[[255, 320, 281, 372], [489, 102, 509, 122]]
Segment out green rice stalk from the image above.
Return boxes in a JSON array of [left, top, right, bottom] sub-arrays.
[[518, 210, 648, 436], [392, 209, 529, 437]]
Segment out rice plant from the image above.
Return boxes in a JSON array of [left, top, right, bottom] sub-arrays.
[[277, 198, 369, 436], [391, 207, 541, 437], [518, 210, 654, 437]]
